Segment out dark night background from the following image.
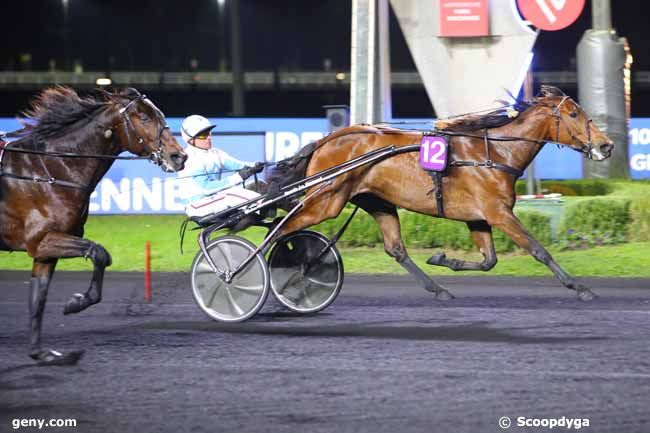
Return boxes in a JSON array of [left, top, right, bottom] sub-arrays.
[[2, 0, 650, 117]]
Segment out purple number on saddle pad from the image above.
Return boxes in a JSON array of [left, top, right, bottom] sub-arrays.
[[419, 136, 448, 172]]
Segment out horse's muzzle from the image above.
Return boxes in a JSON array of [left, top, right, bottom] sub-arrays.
[[588, 142, 613, 161], [170, 152, 188, 171], [600, 143, 614, 158]]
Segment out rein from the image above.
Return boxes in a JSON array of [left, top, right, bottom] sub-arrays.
[[551, 96, 595, 158], [1, 147, 152, 160]]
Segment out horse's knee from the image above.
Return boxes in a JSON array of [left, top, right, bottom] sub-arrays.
[[530, 245, 550, 264], [386, 243, 407, 263], [85, 242, 112, 267], [480, 255, 497, 271]]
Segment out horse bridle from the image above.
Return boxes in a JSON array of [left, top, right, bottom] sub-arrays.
[[550, 96, 595, 158], [0, 94, 172, 191], [117, 93, 169, 166]]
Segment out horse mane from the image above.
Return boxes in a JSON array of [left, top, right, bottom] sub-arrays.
[[268, 126, 383, 189], [16, 86, 108, 142], [268, 140, 319, 189], [435, 100, 533, 133]]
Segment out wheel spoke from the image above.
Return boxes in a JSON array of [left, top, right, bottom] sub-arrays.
[[204, 282, 222, 308], [276, 271, 303, 294], [230, 283, 263, 294], [291, 285, 315, 308], [195, 261, 214, 275], [225, 287, 246, 317], [193, 236, 269, 322], [269, 232, 341, 312], [305, 276, 337, 287], [214, 242, 236, 270]]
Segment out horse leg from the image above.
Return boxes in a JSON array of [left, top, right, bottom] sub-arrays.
[[352, 195, 453, 300], [28, 259, 84, 365], [427, 221, 497, 271], [488, 209, 596, 301], [31, 232, 112, 315], [274, 189, 350, 238], [29, 259, 56, 359]]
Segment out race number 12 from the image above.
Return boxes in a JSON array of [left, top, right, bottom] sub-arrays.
[[419, 136, 448, 172]]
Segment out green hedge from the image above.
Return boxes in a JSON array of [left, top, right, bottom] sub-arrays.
[[629, 199, 650, 242], [515, 179, 613, 196], [313, 207, 552, 253], [310, 181, 645, 252], [558, 198, 631, 248]]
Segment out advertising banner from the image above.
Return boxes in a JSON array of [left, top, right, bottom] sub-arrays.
[[438, 0, 489, 37], [628, 118, 650, 179]]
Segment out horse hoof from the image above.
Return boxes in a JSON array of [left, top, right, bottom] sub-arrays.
[[426, 252, 446, 266], [577, 288, 597, 302], [63, 293, 87, 315], [435, 289, 455, 301], [31, 349, 84, 366]]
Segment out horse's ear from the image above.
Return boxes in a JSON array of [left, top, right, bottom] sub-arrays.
[[119, 87, 142, 100], [99, 88, 126, 104], [97, 88, 113, 100], [538, 85, 566, 98]]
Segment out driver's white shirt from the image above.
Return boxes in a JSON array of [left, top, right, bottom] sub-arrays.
[[178, 145, 260, 217]]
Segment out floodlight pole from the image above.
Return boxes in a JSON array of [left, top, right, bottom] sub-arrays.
[[350, 0, 392, 124], [217, 0, 227, 72], [592, 0, 611, 31], [62, 0, 69, 71], [577, 0, 630, 178], [230, 0, 245, 115], [524, 70, 539, 195]]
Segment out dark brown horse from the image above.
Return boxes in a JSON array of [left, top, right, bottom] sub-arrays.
[[0, 87, 187, 364], [270, 86, 613, 302]]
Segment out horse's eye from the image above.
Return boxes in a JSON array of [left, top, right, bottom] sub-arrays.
[[139, 113, 151, 122], [569, 111, 578, 118]]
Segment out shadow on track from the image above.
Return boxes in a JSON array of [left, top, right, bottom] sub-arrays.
[[136, 319, 607, 345]]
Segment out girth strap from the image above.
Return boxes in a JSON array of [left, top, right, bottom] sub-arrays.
[[449, 128, 523, 178], [427, 171, 445, 217]]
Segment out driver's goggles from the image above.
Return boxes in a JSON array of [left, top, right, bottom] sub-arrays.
[[194, 132, 211, 140]]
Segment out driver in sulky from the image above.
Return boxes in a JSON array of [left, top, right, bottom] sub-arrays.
[[177, 115, 265, 218]]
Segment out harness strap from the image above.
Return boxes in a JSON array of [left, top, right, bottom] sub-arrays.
[[0, 171, 92, 191], [484, 128, 492, 163], [426, 171, 445, 217], [447, 128, 523, 178], [448, 160, 523, 177]]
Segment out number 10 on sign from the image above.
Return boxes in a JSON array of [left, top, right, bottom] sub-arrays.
[[419, 136, 448, 172]]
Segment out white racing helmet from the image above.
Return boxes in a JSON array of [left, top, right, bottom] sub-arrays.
[[181, 115, 216, 144]]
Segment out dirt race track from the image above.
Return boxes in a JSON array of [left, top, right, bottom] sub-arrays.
[[1, 271, 650, 433]]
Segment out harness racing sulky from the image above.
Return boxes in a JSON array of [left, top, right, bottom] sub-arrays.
[[0, 86, 187, 365], [187, 86, 614, 323]]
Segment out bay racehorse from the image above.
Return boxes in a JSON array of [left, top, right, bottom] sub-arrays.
[[270, 86, 613, 301], [0, 86, 187, 365]]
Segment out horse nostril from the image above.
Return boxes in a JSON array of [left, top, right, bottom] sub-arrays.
[[170, 152, 187, 166], [601, 144, 613, 154]]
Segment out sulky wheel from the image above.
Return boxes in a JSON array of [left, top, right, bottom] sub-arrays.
[[267, 230, 344, 313], [191, 236, 269, 322]]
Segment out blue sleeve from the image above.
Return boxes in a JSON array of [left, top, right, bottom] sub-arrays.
[[220, 152, 254, 171], [186, 159, 240, 198]]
